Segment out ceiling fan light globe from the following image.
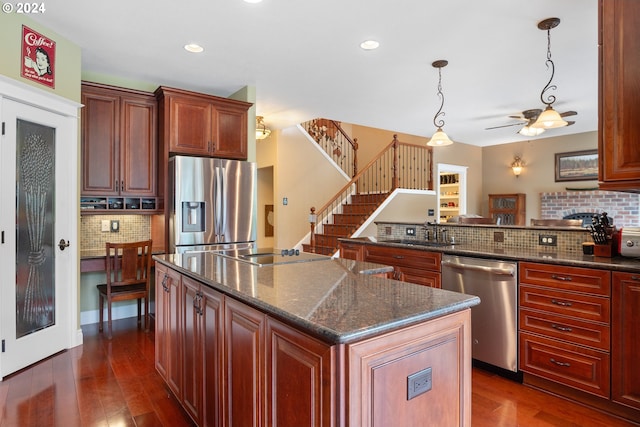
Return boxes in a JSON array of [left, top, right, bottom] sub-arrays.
[[427, 128, 453, 146], [518, 125, 545, 136], [531, 106, 568, 129]]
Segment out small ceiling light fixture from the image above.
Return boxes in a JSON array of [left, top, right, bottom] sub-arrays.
[[518, 124, 545, 137], [256, 116, 271, 140], [531, 17, 568, 129], [360, 40, 380, 50], [427, 60, 453, 147], [184, 43, 204, 53], [511, 156, 524, 177]]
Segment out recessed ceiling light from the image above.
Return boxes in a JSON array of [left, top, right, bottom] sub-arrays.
[[360, 40, 380, 50], [184, 43, 204, 53]]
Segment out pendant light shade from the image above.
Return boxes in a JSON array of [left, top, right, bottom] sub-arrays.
[[427, 60, 454, 147], [256, 116, 271, 140], [530, 105, 568, 129], [518, 124, 545, 136], [428, 128, 453, 146]]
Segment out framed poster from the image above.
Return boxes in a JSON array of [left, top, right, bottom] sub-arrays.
[[554, 149, 598, 182], [21, 25, 56, 88]]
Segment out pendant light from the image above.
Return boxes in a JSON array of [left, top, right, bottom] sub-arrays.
[[256, 116, 271, 140], [427, 60, 453, 146], [531, 17, 568, 129]]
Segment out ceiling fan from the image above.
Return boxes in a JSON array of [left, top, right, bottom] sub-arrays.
[[485, 108, 577, 136]]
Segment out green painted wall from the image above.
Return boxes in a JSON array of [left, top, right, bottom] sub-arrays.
[[0, 5, 81, 101]]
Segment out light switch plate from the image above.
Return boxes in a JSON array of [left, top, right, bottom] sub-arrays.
[[101, 220, 110, 232], [110, 220, 119, 233]]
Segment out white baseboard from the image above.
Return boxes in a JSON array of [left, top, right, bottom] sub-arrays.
[[81, 302, 155, 325]]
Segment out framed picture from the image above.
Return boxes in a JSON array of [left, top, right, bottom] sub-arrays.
[[555, 149, 598, 182]]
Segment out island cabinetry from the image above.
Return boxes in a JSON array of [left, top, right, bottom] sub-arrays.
[[182, 276, 224, 427], [612, 271, 640, 410], [519, 262, 611, 398], [363, 244, 441, 288], [156, 86, 251, 160], [266, 318, 334, 427], [338, 240, 364, 261], [155, 263, 182, 398], [81, 82, 157, 199], [598, 0, 640, 191]]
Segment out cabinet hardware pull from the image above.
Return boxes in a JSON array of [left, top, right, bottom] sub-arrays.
[[551, 323, 573, 332], [631, 275, 640, 281], [550, 358, 571, 367], [162, 274, 169, 292], [393, 255, 405, 259], [550, 299, 572, 307], [551, 274, 572, 282], [197, 293, 203, 315]]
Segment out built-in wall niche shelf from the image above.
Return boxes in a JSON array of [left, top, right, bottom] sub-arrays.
[[80, 197, 159, 214], [439, 173, 460, 221]]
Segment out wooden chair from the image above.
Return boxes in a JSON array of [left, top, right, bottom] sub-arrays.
[[97, 240, 152, 339]]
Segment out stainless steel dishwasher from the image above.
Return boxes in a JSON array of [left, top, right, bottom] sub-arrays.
[[441, 254, 518, 373]]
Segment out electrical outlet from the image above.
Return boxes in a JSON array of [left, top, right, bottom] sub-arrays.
[[538, 234, 557, 246], [427, 208, 435, 216], [494, 231, 504, 243], [101, 220, 110, 232], [110, 220, 120, 233], [407, 367, 432, 400], [405, 227, 416, 236]]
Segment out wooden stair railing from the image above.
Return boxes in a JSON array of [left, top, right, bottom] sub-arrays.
[[304, 135, 433, 255], [302, 118, 359, 178]]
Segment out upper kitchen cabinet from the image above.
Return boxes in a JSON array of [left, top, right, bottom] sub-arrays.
[[598, 0, 640, 192], [155, 86, 251, 160], [81, 82, 158, 211]]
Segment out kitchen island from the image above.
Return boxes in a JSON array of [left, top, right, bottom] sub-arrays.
[[153, 251, 480, 427]]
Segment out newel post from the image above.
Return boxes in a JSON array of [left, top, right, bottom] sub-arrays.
[[353, 138, 359, 178], [392, 134, 399, 190], [309, 207, 317, 253]]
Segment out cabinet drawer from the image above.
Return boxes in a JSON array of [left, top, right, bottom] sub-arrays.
[[396, 267, 441, 288], [520, 285, 610, 324], [520, 332, 610, 398], [519, 308, 610, 351], [519, 262, 610, 296], [364, 246, 441, 271]]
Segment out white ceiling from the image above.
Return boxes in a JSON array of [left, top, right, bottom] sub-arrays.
[[31, 0, 598, 147]]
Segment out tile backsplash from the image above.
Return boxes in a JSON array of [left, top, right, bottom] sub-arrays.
[[81, 215, 151, 251]]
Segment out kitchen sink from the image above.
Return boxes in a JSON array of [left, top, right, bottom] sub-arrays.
[[381, 239, 452, 247]]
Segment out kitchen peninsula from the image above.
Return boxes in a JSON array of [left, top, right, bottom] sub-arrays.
[[153, 251, 479, 427]]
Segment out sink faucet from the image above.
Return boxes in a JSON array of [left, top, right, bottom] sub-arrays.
[[426, 222, 438, 242]]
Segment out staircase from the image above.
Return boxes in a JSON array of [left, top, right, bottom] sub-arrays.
[[302, 193, 389, 255], [302, 130, 433, 256]]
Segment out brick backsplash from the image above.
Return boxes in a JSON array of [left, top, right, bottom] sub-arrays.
[[540, 190, 639, 227], [81, 215, 151, 251]]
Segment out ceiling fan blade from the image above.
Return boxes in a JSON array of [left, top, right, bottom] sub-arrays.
[[566, 120, 575, 126], [485, 122, 526, 130], [560, 110, 578, 117]]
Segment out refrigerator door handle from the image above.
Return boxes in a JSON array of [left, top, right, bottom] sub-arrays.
[[214, 166, 221, 240], [219, 165, 226, 241]]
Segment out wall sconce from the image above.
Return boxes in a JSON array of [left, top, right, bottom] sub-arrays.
[[256, 116, 271, 140], [511, 156, 523, 177]]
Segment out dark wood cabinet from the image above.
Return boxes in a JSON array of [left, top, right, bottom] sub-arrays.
[[598, 0, 640, 192], [224, 298, 265, 427], [156, 86, 251, 160], [519, 262, 611, 398], [81, 82, 157, 200], [488, 193, 526, 226], [362, 244, 442, 288], [154, 263, 182, 398], [266, 318, 333, 427], [338, 240, 365, 261], [612, 272, 640, 410]]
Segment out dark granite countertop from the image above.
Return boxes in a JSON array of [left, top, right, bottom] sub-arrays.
[[340, 237, 640, 273], [153, 252, 480, 345]]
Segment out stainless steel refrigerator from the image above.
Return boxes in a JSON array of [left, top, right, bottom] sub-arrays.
[[168, 155, 256, 253]]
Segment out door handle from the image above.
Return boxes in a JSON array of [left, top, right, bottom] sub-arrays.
[[58, 239, 70, 250]]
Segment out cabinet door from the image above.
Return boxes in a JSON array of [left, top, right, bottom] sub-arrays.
[[266, 318, 333, 427], [181, 276, 203, 424], [612, 272, 640, 409], [397, 267, 441, 288], [201, 285, 224, 427], [155, 264, 182, 398], [225, 298, 265, 427], [81, 88, 119, 195], [120, 95, 157, 196], [211, 103, 248, 159], [338, 241, 364, 261], [168, 95, 212, 155], [599, 0, 640, 190]]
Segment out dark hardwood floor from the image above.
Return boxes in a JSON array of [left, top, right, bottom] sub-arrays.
[[0, 317, 637, 426]]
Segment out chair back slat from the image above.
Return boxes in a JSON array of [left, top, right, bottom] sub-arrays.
[[106, 240, 152, 288]]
